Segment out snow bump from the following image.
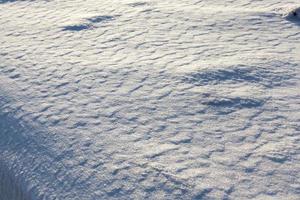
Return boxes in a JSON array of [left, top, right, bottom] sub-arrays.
[[284, 6, 300, 23]]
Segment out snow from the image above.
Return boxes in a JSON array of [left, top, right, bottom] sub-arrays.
[[285, 6, 300, 21], [0, 0, 300, 199]]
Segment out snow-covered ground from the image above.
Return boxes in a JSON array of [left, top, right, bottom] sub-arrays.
[[0, 0, 300, 199]]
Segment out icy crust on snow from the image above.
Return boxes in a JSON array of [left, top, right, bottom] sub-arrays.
[[0, 0, 300, 199]]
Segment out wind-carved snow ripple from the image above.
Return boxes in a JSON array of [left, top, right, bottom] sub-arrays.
[[63, 15, 116, 31], [1, 0, 300, 199], [182, 62, 296, 113], [127, 2, 149, 7], [202, 97, 264, 108], [183, 63, 296, 88]]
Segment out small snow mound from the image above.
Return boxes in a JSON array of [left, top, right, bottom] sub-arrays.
[[284, 7, 300, 22]]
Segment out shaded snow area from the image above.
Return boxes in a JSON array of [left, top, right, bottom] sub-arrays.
[[0, 0, 300, 199]]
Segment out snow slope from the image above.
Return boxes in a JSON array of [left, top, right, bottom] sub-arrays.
[[0, 0, 300, 199]]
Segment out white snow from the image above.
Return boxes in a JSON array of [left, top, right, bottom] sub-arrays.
[[0, 0, 300, 199]]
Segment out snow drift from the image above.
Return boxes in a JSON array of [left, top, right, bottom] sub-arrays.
[[1, 0, 300, 199]]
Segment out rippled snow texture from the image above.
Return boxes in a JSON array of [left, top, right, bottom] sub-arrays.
[[0, 0, 300, 199]]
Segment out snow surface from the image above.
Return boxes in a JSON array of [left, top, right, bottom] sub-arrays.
[[0, 0, 300, 199]]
